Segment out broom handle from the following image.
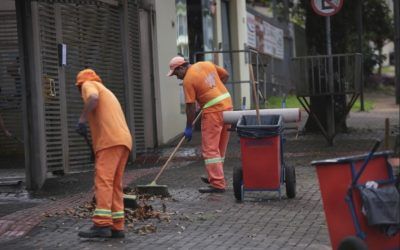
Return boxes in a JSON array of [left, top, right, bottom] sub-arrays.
[[83, 134, 95, 162], [152, 110, 203, 183], [249, 63, 261, 125]]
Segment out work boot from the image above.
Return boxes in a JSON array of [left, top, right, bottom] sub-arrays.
[[78, 225, 112, 238], [111, 230, 125, 238], [200, 176, 210, 184], [198, 186, 225, 193]]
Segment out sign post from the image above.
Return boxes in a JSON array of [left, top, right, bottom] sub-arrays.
[[311, 0, 343, 145]]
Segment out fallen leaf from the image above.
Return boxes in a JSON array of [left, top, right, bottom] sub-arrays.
[[136, 224, 157, 235]]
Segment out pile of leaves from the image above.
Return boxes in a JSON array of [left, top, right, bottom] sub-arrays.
[[52, 189, 172, 235]]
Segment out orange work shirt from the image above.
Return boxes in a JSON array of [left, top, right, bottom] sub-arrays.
[[183, 61, 232, 113], [81, 81, 132, 153]]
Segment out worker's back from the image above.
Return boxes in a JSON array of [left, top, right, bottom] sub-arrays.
[[183, 61, 232, 113], [81, 80, 132, 152]]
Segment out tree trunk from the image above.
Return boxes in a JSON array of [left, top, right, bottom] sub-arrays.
[[305, 95, 348, 133], [301, 0, 352, 137], [378, 49, 383, 75]]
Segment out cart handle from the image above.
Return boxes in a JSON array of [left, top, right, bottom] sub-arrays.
[[351, 139, 381, 186]]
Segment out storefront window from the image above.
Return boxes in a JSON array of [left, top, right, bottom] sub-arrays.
[[202, 0, 214, 61], [176, 0, 189, 58]]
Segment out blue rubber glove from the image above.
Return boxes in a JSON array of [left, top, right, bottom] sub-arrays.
[[184, 126, 193, 142], [76, 122, 88, 137]]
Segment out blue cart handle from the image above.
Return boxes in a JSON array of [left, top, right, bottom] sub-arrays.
[[351, 139, 381, 186]]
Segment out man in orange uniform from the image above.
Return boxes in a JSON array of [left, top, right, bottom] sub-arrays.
[[75, 69, 132, 238], [167, 56, 232, 193]]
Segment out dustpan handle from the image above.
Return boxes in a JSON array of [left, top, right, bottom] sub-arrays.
[[152, 110, 203, 183]]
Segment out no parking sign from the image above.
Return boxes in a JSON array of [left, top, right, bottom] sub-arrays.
[[311, 0, 343, 16]]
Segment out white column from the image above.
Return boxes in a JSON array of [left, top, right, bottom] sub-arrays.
[[230, 0, 250, 109]]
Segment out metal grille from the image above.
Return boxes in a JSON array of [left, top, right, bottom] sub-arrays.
[[35, 0, 141, 173], [61, 2, 125, 170], [0, 10, 23, 156], [292, 54, 362, 97], [37, 4, 65, 171], [128, 0, 144, 152]]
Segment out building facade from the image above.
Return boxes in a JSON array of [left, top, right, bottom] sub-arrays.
[[0, 0, 262, 189]]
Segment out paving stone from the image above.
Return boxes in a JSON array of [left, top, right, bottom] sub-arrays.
[[1, 96, 399, 249]]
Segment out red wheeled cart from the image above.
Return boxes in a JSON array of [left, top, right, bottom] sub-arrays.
[[233, 114, 296, 201], [312, 141, 400, 250]]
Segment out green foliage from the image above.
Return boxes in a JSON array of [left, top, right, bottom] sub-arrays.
[[368, 83, 396, 95], [263, 95, 303, 109], [262, 95, 374, 112], [351, 99, 374, 112], [291, 2, 306, 26], [378, 66, 395, 75], [247, 0, 294, 22], [295, 0, 393, 77], [363, 0, 393, 74], [363, 0, 394, 48], [362, 44, 380, 76]]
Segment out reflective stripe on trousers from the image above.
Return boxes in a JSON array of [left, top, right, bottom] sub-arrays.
[[204, 157, 224, 165], [201, 110, 231, 189], [93, 145, 130, 231], [112, 211, 125, 219]]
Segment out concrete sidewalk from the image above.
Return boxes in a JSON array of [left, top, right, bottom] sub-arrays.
[[0, 93, 398, 249]]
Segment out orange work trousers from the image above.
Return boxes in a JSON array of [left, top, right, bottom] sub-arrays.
[[201, 110, 231, 189], [92, 145, 130, 231]]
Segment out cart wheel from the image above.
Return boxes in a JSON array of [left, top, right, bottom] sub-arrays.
[[338, 236, 368, 250], [233, 166, 243, 201], [285, 164, 296, 198]]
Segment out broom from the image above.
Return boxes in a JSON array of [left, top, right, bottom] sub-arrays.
[[136, 110, 203, 197]]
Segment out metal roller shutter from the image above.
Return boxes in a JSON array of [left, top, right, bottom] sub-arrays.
[[35, 0, 143, 173], [61, 2, 125, 171], [37, 3, 66, 172], [0, 10, 23, 156], [128, 0, 145, 152]]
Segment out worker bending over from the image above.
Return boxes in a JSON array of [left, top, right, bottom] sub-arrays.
[[167, 56, 232, 193]]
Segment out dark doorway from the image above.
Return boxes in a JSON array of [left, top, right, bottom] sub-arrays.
[[187, 0, 203, 63], [0, 0, 25, 184]]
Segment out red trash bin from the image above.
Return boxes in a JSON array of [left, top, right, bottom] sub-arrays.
[[233, 114, 296, 201], [240, 135, 281, 189], [312, 151, 399, 250]]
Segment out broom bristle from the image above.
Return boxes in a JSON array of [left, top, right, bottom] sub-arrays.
[[136, 184, 170, 197]]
